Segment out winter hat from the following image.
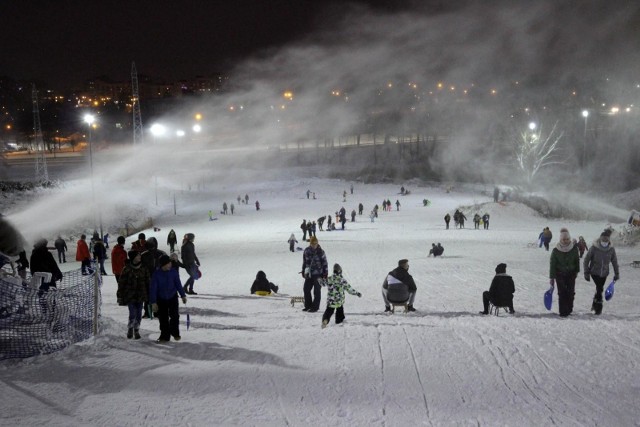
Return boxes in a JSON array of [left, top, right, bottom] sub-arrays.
[[158, 254, 171, 267], [398, 259, 409, 268], [559, 227, 571, 240], [600, 230, 611, 242], [128, 250, 139, 261], [256, 270, 266, 280], [495, 263, 507, 274], [309, 236, 318, 245], [601, 229, 612, 237], [117, 236, 126, 245], [185, 233, 195, 242], [333, 263, 342, 274]]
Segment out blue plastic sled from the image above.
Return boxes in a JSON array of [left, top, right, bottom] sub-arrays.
[[605, 280, 615, 301], [544, 286, 554, 310]]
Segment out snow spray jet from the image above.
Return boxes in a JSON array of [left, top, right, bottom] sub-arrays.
[[139, 1, 640, 188]]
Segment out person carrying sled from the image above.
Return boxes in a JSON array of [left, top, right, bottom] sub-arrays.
[[251, 270, 279, 296], [301, 236, 328, 312], [321, 263, 361, 328], [382, 259, 417, 312], [480, 263, 515, 314], [549, 227, 580, 317], [150, 254, 187, 343], [30, 238, 63, 292], [482, 213, 490, 230], [288, 233, 298, 252], [117, 251, 149, 339], [583, 230, 619, 315]]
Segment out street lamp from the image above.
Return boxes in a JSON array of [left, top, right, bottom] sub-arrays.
[[581, 110, 589, 167], [528, 122, 537, 131], [83, 114, 102, 237]]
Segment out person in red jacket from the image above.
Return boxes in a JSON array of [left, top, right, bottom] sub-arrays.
[[111, 235, 127, 283], [76, 234, 91, 275]]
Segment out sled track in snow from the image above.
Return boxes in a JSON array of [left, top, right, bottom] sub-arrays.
[[402, 326, 431, 421]]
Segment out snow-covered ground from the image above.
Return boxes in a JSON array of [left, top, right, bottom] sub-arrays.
[[2, 175, 640, 426]]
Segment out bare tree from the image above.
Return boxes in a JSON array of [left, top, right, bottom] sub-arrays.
[[514, 121, 564, 186]]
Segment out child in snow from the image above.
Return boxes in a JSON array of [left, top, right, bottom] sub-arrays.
[[288, 233, 298, 252], [150, 255, 187, 342], [321, 263, 361, 328], [250, 271, 279, 296]]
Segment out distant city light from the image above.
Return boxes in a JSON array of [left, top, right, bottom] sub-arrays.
[[83, 114, 95, 125], [192, 124, 201, 133], [176, 130, 185, 137], [611, 107, 619, 114], [283, 91, 293, 100], [528, 122, 537, 130], [194, 113, 202, 121], [582, 110, 589, 118]]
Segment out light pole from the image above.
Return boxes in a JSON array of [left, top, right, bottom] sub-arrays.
[[581, 110, 589, 167], [83, 114, 102, 237]]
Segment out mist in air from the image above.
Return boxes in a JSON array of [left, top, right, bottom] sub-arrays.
[[8, 1, 640, 242]]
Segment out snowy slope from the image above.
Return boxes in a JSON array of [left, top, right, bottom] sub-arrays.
[[1, 177, 640, 426]]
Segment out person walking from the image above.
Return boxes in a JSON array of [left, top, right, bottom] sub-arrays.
[[583, 230, 619, 315], [549, 227, 580, 317], [482, 213, 490, 230], [577, 236, 588, 258], [76, 234, 91, 275], [300, 219, 308, 241], [321, 263, 361, 328], [92, 232, 108, 275], [444, 213, 451, 229], [111, 236, 128, 282], [167, 229, 178, 253], [150, 254, 187, 342], [301, 236, 328, 312], [230, 203, 235, 215], [181, 233, 200, 295], [54, 235, 67, 263], [117, 251, 149, 339], [223, 202, 228, 215], [288, 233, 298, 252]]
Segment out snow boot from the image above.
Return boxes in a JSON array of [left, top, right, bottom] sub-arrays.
[[385, 306, 391, 312], [592, 298, 603, 315], [273, 285, 279, 294], [134, 329, 141, 340], [321, 319, 329, 329], [407, 304, 416, 312], [127, 328, 134, 339]]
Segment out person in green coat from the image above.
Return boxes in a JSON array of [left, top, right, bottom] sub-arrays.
[[549, 227, 580, 317]]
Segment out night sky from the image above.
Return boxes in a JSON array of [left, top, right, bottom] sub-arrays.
[[0, 0, 410, 89], [1, 0, 639, 90]]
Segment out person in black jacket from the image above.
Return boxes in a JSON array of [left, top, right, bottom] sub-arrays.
[[382, 259, 417, 312], [480, 263, 515, 314], [54, 235, 67, 263], [29, 238, 63, 291], [250, 271, 279, 295]]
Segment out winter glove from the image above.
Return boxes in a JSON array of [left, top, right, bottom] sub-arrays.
[[584, 273, 590, 282], [151, 303, 159, 313], [356, 292, 362, 298], [613, 274, 619, 281], [181, 296, 187, 304], [549, 278, 555, 287]]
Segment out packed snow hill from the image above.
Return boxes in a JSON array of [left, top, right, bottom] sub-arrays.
[[2, 177, 640, 426]]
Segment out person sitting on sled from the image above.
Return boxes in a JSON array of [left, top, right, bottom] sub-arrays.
[[251, 271, 279, 296], [480, 263, 515, 315]]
